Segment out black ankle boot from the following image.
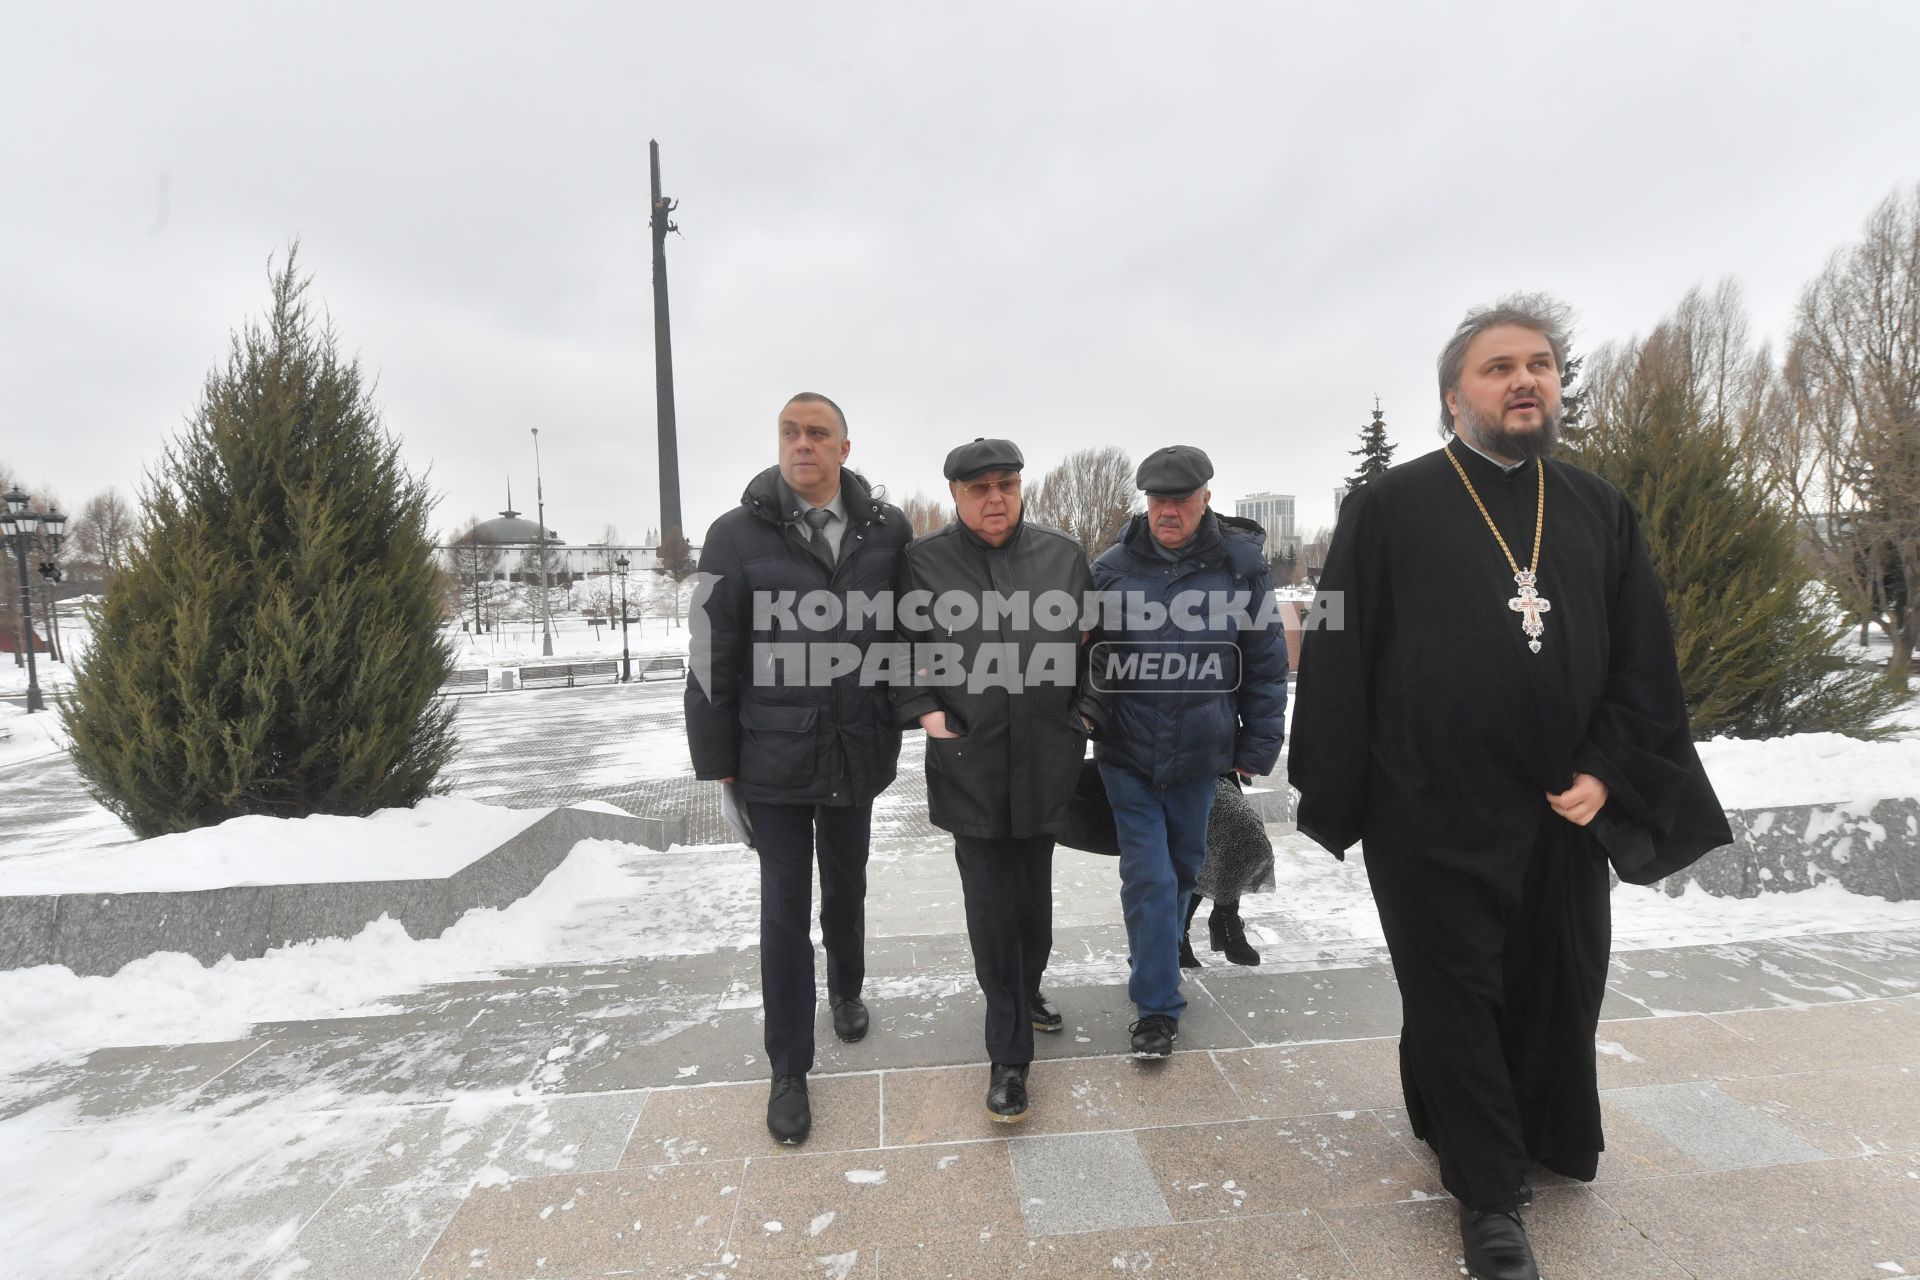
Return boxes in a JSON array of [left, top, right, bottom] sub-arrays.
[[1208, 902, 1260, 966]]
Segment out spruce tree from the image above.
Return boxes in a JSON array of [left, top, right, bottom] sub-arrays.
[[62, 251, 458, 837], [1578, 327, 1902, 739], [1557, 352, 1588, 449], [1345, 398, 1396, 487]]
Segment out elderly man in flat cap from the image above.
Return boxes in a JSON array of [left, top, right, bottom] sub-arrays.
[[1091, 445, 1289, 1059], [892, 438, 1106, 1122]]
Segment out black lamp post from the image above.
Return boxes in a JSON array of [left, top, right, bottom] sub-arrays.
[[615, 554, 632, 682], [2, 487, 65, 713]]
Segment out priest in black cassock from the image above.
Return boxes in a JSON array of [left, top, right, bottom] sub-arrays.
[[1289, 294, 1732, 1280]]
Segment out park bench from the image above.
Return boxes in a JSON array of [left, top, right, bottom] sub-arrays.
[[519, 660, 621, 689], [638, 654, 688, 681], [438, 669, 490, 696]]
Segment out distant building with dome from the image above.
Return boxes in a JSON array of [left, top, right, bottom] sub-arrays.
[[437, 484, 695, 607], [465, 499, 557, 549]]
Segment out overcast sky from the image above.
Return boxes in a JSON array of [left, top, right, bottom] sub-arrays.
[[5, 1, 1918, 549]]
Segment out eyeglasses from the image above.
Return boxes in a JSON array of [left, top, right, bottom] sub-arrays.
[[959, 477, 1021, 498]]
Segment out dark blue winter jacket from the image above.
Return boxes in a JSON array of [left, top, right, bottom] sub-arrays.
[[1091, 510, 1289, 787]]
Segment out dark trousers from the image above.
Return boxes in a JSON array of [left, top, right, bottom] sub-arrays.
[[1366, 818, 1612, 1212], [952, 833, 1056, 1067], [747, 800, 873, 1077]]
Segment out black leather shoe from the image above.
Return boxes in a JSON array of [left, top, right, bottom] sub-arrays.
[[1129, 1014, 1178, 1060], [767, 1074, 811, 1144], [1208, 904, 1261, 966], [831, 996, 869, 1043], [1459, 1204, 1539, 1280], [1178, 931, 1202, 969], [1028, 990, 1063, 1033], [986, 1062, 1029, 1122]]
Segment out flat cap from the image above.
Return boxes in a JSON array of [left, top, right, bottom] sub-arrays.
[[1136, 445, 1214, 495], [943, 437, 1026, 481]]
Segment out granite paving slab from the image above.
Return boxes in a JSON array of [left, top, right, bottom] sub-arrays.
[[1596, 1156, 1920, 1280], [1198, 961, 1406, 1043], [492, 1090, 650, 1178], [1606, 939, 1906, 1015], [728, 1139, 1021, 1262], [1210, 1036, 1405, 1118], [1136, 1111, 1443, 1219], [1781, 929, 1920, 991], [1720, 1064, 1920, 1156], [1321, 1185, 1693, 1280], [1601, 1081, 1831, 1169], [623, 1074, 881, 1166], [4, 1039, 264, 1123], [881, 1051, 1250, 1146], [1007, 1130, 1173, 1235], [339, 1101, 527, 1191], [191, 1030, 471, 1112], [872, 1210, 1353, 1279], [1708, 997, 1920, 1071], [256, 1182, 466, 1280], [1592, 1011, 1791, 1089], [415, 1159, 747, 1278]]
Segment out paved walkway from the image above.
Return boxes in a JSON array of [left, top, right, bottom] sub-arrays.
[[4, 683, 1919, 1277]]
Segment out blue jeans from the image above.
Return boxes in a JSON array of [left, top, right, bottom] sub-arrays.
[[1100, 763, 1216, 1020]]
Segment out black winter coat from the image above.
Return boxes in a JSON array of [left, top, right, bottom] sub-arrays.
[[685, 466, 911, 806], [1091, 511, 1290, 787], [893, 519, 1105, 840]]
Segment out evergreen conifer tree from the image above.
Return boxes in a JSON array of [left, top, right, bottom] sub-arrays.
[[1578, 311, 1902, 738], [1345, 398, 1396, 487], [1557, 352, 1588, 448], [62, 252, 458, 837]]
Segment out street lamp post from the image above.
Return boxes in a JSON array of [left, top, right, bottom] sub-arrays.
[[615, 554, 632, 682], [2, 487, 65, 713], [532, 427, 554, 657]]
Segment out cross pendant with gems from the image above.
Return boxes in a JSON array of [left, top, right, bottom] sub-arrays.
[[1508, 569, 1551, 653]]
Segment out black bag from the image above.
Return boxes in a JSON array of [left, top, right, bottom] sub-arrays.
[[1061, 758, 1121, 857]]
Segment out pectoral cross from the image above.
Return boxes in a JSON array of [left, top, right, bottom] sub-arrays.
[[1508, 570, 1551, 653]]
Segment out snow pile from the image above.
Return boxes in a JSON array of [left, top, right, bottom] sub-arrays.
[[0, 838, 645, 1084], [0, 701, 70, 769], [1697, 732, 1920, 810], [0, 797, 549, 895]]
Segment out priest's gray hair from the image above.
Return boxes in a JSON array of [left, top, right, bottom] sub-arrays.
[[1436, 293, 1574, 435]]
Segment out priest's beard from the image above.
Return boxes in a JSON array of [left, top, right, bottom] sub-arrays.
[[1455, 400, 1562, 463]]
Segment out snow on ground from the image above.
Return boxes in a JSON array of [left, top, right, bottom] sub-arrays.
[[0, 699, 70, 769], [2, 797, 548, 894], [1698, 731, 1920, 809], [10, 823, 1920, 1096], [445, 611, 692, 669], [0, 836, 660, 1084]]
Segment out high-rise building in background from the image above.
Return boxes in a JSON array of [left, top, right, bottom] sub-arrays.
[[1234, 491, 1299, 559], [1333, 485, 1351, 518]]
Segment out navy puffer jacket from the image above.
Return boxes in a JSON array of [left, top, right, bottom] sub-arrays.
[[1091, 510, 1289, 787]]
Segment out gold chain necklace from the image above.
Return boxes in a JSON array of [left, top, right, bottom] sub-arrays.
[[1443, 443, 1552, 653]]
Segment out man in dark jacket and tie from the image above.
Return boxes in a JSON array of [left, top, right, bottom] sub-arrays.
[[892, 438, 1106, 1123], [1092, 445, 1289, 1060], [685, 392, 912, 1145]]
